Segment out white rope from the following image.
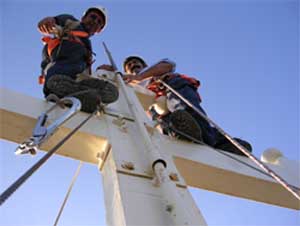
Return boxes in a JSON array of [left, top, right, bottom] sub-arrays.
[[53, 161, 83, 226]]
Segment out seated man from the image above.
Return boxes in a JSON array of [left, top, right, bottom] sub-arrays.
[[38, 6, 118, 113], [123, 56, 252, 156]]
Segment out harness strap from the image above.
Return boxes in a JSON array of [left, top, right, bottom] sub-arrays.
[[41, 30, 89, 56], [147, 74, 202, 101], [40, 30, 93, 82], [180, 74, 200, 88], [69, 30, 89, 38], [41, 36, 60, 56]]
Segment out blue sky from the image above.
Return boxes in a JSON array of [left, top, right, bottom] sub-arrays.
[[0, 0, 299, 225]]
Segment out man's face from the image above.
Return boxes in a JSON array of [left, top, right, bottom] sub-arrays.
[[125, 59, 146, 75], [81, 10, 105, 35]]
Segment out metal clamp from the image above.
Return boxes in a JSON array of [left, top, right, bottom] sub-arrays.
[[15, 97, 81, 155]]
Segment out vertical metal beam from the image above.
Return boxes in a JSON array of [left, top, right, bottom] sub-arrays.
[[101, 151, 207, 226]]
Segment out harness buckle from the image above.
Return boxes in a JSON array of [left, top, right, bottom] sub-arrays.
[[15, 96, 81, 155]]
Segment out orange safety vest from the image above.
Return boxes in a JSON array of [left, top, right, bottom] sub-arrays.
[[147, 74, 202, 101], [39, 31, 91, 85], [41, 30, 89, 56]]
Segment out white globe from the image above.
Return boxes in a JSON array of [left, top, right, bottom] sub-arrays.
[[261, 148, 283, 164]]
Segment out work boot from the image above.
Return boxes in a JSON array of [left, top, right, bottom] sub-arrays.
[[168, 110, 203, 143], [46, 74, 90, 98], [46, 75, 119, 104], [79, 78, 119, 104], [68, 90, 101, 113]]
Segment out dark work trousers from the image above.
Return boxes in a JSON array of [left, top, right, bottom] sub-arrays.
[[43, 61, 86, 97], [166, 78, 217, 146]]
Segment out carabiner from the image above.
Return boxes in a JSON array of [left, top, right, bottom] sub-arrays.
[[15, 97, 81, 155]]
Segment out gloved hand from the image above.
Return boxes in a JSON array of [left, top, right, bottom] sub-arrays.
[[38, 17, 56, 34]]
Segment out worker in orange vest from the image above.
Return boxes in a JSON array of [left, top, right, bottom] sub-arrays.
[[123, 56, 252, 156], [123, 56, 210, 144], [38, 6, 118, 113]]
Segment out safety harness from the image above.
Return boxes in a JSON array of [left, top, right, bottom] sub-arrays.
[[147, 73, 202, 101], [39, 20, 94, 84], [41, 30, 89, 56]]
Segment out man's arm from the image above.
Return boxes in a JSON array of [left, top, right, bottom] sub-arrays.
[[37, 14, 77, 35], [136, 61, 173, 81], [124, 59, 175, 83]]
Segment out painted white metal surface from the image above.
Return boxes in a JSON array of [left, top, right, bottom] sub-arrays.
[[1, 86, 299, 217], [0, 86, 208, 225], [0, 87, 110, 164], [102, 150, 207, 226], [114, 68, 199, 225]]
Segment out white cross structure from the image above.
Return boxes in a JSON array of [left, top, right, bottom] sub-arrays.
[[0, 69, 299, 225]]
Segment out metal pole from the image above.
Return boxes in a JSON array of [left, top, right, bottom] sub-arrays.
[[102, 42, 193, 225]]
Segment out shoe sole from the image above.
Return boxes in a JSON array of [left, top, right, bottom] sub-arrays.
[[79, 78, 119, 104], [46, 75, 90, 98], [169, 110, 203, 142], [68, 90, 100, 113]]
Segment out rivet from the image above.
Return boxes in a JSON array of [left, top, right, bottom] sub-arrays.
[[166, 204, 173, 212], [121, 162, 135, 170], [169, 173, 179, 181]]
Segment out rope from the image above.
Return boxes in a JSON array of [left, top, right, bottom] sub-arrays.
[[53, 161, 83, 226], [158, 79, 300, 200], [165, 118, 300, 191], [0, 109, 98, 206]]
